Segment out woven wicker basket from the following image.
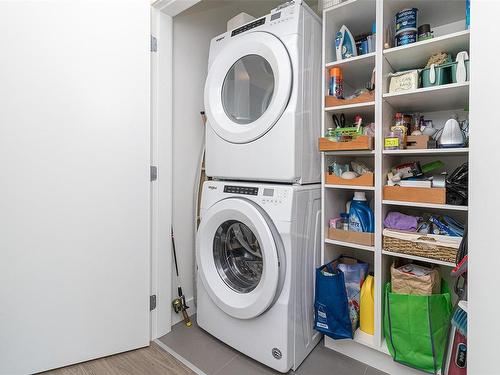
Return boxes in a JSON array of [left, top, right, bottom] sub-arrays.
[[383, 229, 459, 264]]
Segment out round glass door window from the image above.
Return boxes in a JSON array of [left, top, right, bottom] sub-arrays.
[[213, 220, 263, 293], [221, 54, 274, 125]]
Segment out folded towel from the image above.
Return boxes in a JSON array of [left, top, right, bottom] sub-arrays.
[[384, 212, 421, 231]]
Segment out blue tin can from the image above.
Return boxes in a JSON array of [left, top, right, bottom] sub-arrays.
[[395, 8, 418, 35], [395, 30, 417, 46]]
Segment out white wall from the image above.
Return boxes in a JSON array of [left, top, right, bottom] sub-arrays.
[[171, 0, 282, 324], [468, 0, 500, 373]]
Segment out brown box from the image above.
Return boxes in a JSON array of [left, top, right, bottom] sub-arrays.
[[406, 135, 430, 149], [383, 186, 446, 204], [325, 90, 375, 108], [328, 228, 375, 246], [318, 136, 374, 151], [325, 172, 374, 187]]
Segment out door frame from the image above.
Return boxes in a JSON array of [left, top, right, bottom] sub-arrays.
[[150, 0, 202, 339]]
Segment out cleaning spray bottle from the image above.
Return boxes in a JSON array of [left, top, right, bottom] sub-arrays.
[[347, 192, 374, 233]]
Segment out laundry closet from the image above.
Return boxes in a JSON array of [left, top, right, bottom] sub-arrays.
[[0, 0, 498, 374]]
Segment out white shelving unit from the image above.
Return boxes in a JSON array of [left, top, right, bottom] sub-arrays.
[[320, 1, 469, 373]]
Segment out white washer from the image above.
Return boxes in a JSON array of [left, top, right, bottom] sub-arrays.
[[196, 180, 322, 373], [204, 1, 321, 184]]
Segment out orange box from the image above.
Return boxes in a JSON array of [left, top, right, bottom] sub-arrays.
[[318, 136, 374, 151], [383, 186, 446, 204], [325, 90, 374, 108], [328, 228, 375, 247], [325, 172, 374, 187]]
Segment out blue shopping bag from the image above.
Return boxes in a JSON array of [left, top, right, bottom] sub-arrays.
[[313, 262, 353, 340]]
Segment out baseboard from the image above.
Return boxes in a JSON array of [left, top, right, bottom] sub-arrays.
[[324, 337, 424, 375]]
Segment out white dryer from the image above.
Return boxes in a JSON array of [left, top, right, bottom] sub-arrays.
[[203, 1, 321, 184], [196, 180, 322, 373]]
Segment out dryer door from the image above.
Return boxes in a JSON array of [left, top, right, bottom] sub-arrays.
[[204, 31, 292, 144], [197, 198, 281, 319]]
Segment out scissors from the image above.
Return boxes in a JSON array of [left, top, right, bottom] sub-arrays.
[[332, 113, 346, 129]]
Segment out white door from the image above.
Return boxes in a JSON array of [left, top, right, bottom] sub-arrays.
[[204, 32, 292, 144], [0, 1, 151, 374], [196, 198, 282, 320]]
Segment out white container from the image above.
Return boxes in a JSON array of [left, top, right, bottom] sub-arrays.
[[388, 69, 419, 93]]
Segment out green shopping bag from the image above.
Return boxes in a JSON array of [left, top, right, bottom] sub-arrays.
[[384, 282, 452, 374]]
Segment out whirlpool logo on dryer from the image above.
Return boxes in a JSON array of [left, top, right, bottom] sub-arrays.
[[208, 185, 218, 190]]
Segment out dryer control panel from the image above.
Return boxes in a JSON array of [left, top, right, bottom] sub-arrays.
[[231, 17, 266, 37]]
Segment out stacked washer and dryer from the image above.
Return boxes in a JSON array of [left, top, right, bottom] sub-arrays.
[[196, 1, 322, 372]]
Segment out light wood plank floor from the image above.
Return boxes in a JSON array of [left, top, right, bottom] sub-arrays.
[[40, 342, 196, 375]]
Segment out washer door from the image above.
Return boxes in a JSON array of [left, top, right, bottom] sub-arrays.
[[204, 31, 292, 144], [197, 198, 281, 319]]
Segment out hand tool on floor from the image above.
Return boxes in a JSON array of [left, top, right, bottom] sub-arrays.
[[171, 226, 192, 327]]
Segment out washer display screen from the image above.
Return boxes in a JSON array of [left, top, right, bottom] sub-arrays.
[[263, 188, 274, 197]]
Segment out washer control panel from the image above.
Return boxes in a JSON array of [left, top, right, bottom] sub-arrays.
[[223, 185, 258, 196], [261, 188, 288, 206]]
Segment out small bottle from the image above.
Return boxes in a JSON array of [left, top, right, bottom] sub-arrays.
[[340, 213, 349, 231], [329, 67, 344, 98], [391, 113, 407, 149], [384, 131, 400, 150]]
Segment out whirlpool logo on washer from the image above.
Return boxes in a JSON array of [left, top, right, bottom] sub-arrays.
[[208, 185, 218, 190], [215, 36, 225, 42]]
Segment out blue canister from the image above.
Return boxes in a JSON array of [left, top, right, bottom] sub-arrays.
[[395, 30, 417, 46], [395, 8, 418, 35]]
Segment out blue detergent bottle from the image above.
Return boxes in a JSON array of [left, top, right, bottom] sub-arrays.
[[348, 192, 374, 233]]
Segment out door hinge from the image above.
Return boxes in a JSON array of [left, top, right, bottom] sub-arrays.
[[150, 295, 157, 311], [151, 35, 157, 52], [150, 165, 158, 181]]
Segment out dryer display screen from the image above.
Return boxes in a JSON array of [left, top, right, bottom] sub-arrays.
[[271, 12, 281, 21], [224, 185, 259, 195], [231, 17, 266, 37]]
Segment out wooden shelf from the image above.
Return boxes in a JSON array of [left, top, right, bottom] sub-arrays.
[[383, 83, 469, 112], [384, 30, 470, 72], [382, 250, 456, 268], [383, 200, 468, 211], [383, 148, 469, 156], [325, 238, 375, 252]]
